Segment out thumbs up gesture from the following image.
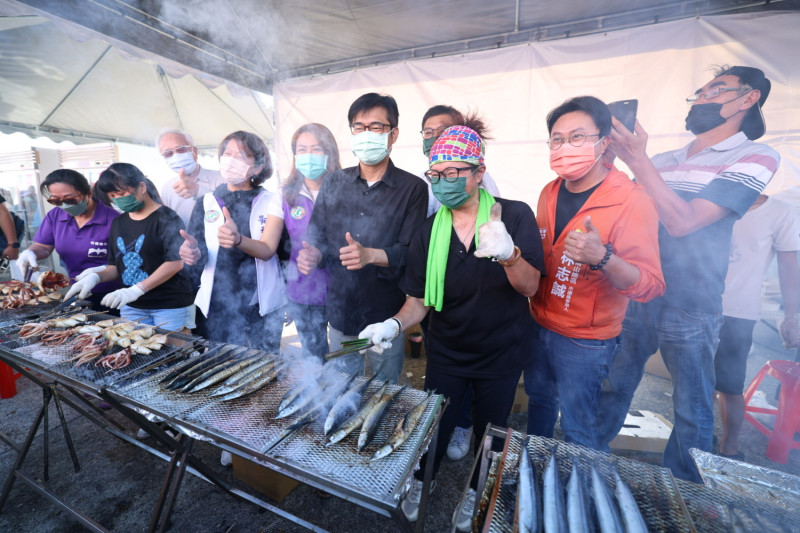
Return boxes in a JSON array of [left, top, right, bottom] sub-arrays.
[[564, 216, 605, 265], [297, 240, 322, 275], [217, 207, 241, 248], [179, 229, 201, 265], [474, 203, 515, 260], [173, 168, 199, 199], [339, 232, 372, 270]]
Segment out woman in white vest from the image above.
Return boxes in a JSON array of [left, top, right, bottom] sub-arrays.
[[179, 131, 286, 353]]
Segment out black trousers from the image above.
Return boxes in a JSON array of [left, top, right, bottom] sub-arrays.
[[415, 366, 521, 489]]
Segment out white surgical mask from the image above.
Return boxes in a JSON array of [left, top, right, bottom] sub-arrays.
[[166, 151, 197, 175], [352, 130, 392, 165], [219, 156, 252, 185]]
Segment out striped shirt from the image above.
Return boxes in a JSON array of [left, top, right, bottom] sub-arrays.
[[651, 132, 779, 312]]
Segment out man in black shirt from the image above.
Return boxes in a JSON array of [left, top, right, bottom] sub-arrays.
[[298, 93, 428, 382]]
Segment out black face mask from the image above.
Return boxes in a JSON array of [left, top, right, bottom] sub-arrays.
[[685, 103, 726, 135]]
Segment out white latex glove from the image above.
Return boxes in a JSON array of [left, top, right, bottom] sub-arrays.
[[474, 203, 514, 261], [358, 318, 401, 355], [101, 284, 146, 310], [16, 249, 38, 273], [64, 273, 101, 300], [76, 265, 107, 281]]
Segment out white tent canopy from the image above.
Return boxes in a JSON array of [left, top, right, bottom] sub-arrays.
[[0, 2, 274, 148]]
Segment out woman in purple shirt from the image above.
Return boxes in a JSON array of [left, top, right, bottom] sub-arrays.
[[279, 124, 341, 361], [16, 169, 121, 310]]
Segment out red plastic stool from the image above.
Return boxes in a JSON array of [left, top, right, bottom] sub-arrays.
[[743, 359, 800, 463], [0, 361, 17, 399]]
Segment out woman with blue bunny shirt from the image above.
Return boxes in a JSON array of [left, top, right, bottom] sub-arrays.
[[65, 163, 195, 331]]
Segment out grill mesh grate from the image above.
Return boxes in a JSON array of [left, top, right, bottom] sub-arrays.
[[478, 429, 693, 532], [119, 363, 441, 501]]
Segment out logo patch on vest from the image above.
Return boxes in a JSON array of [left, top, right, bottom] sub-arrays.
[[205, 209, 221, 223], [290, 206, 306, 220]]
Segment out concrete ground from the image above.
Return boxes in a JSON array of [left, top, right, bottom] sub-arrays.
[[1, 317, 799, 532]]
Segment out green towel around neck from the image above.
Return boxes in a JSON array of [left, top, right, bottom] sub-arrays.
[[424, 189, 496, 311]]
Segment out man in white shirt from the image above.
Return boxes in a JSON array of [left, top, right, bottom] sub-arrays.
[[714, 194, 800, 459], [156, 128, 223, 226]]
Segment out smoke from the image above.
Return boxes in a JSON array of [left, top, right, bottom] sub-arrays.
[[150, 0, 314, 75]]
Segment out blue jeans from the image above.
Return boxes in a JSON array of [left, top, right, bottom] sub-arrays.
[[525, 324, 619, 450], [121, 305, 195, 331], [596, 300, 722, 482], [328, 326, 405, 383]]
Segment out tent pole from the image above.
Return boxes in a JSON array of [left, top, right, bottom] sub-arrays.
[[39, 46, 112, 127]]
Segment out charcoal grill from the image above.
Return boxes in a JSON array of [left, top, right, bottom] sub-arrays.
[[0, 309, 445, 533], [471, 425, 695, 532], [470, 425, 800, 532]]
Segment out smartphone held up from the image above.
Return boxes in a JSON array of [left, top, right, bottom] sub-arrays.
[[608, 99, 638, 132]]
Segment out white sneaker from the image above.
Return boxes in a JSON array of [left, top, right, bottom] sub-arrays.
[[447, 426, 472, 461], [453, 488, 476, 532], [220, 450, 233, 466], [401, 479, 436, 522]]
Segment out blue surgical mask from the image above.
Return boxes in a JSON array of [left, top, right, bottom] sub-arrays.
[[352, 130, 392, 165], [432, 179, 471, 209], [295, 153, 328, 180], [166, 151, 197, 175]]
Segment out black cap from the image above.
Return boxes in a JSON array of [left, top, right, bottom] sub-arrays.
[[719, 66, 771, 140]]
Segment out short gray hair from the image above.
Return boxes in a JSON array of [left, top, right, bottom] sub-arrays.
[[155, 128, 194, 149]]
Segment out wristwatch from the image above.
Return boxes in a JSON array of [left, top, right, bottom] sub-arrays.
[[10, 242, 20, 248]]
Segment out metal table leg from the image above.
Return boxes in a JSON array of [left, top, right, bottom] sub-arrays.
[[0, 387, 48, 512]]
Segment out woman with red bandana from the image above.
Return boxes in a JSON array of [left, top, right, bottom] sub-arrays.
[[524, 96, 665, 450], [359, 121, 545, 531]]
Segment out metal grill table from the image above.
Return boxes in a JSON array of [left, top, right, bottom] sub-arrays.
[[469, 425, 695, 532], [0, 316, 445, 533]]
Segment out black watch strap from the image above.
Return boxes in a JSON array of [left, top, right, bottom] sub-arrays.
[[11, 242, 20, 248]]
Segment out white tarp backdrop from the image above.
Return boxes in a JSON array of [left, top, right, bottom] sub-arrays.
[[273, 12, 800, 207]]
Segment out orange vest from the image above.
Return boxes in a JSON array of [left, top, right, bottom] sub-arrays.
[[530, 168, 665, 339]]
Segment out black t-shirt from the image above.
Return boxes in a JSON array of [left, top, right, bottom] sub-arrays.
[[401, 197, 546, 378], [554, 181, 602, 240], [108, 206, 194, 309]]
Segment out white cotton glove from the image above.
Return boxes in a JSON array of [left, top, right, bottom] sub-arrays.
[[101, 284, 146, 310], [474, 203, 514, 261], [16, 249, 38, 273], [76, 265, 107, 281], [358, 318, 401, 355], [474, 221, 514, 260], [64, 273, 101, 300]]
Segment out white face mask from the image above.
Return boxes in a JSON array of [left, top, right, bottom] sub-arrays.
[[166, 151, 197, 175], [219, 156, 252, 185]]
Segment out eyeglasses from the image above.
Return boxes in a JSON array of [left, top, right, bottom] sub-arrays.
[[424, 166, 478, 184], [686, 85, 751, 103], [46, 196, 82, 207], [546, 133, 601, 150], [160, 145, 193, 158], [350, 122, 392, 134], [420, 126, 448, 139]]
